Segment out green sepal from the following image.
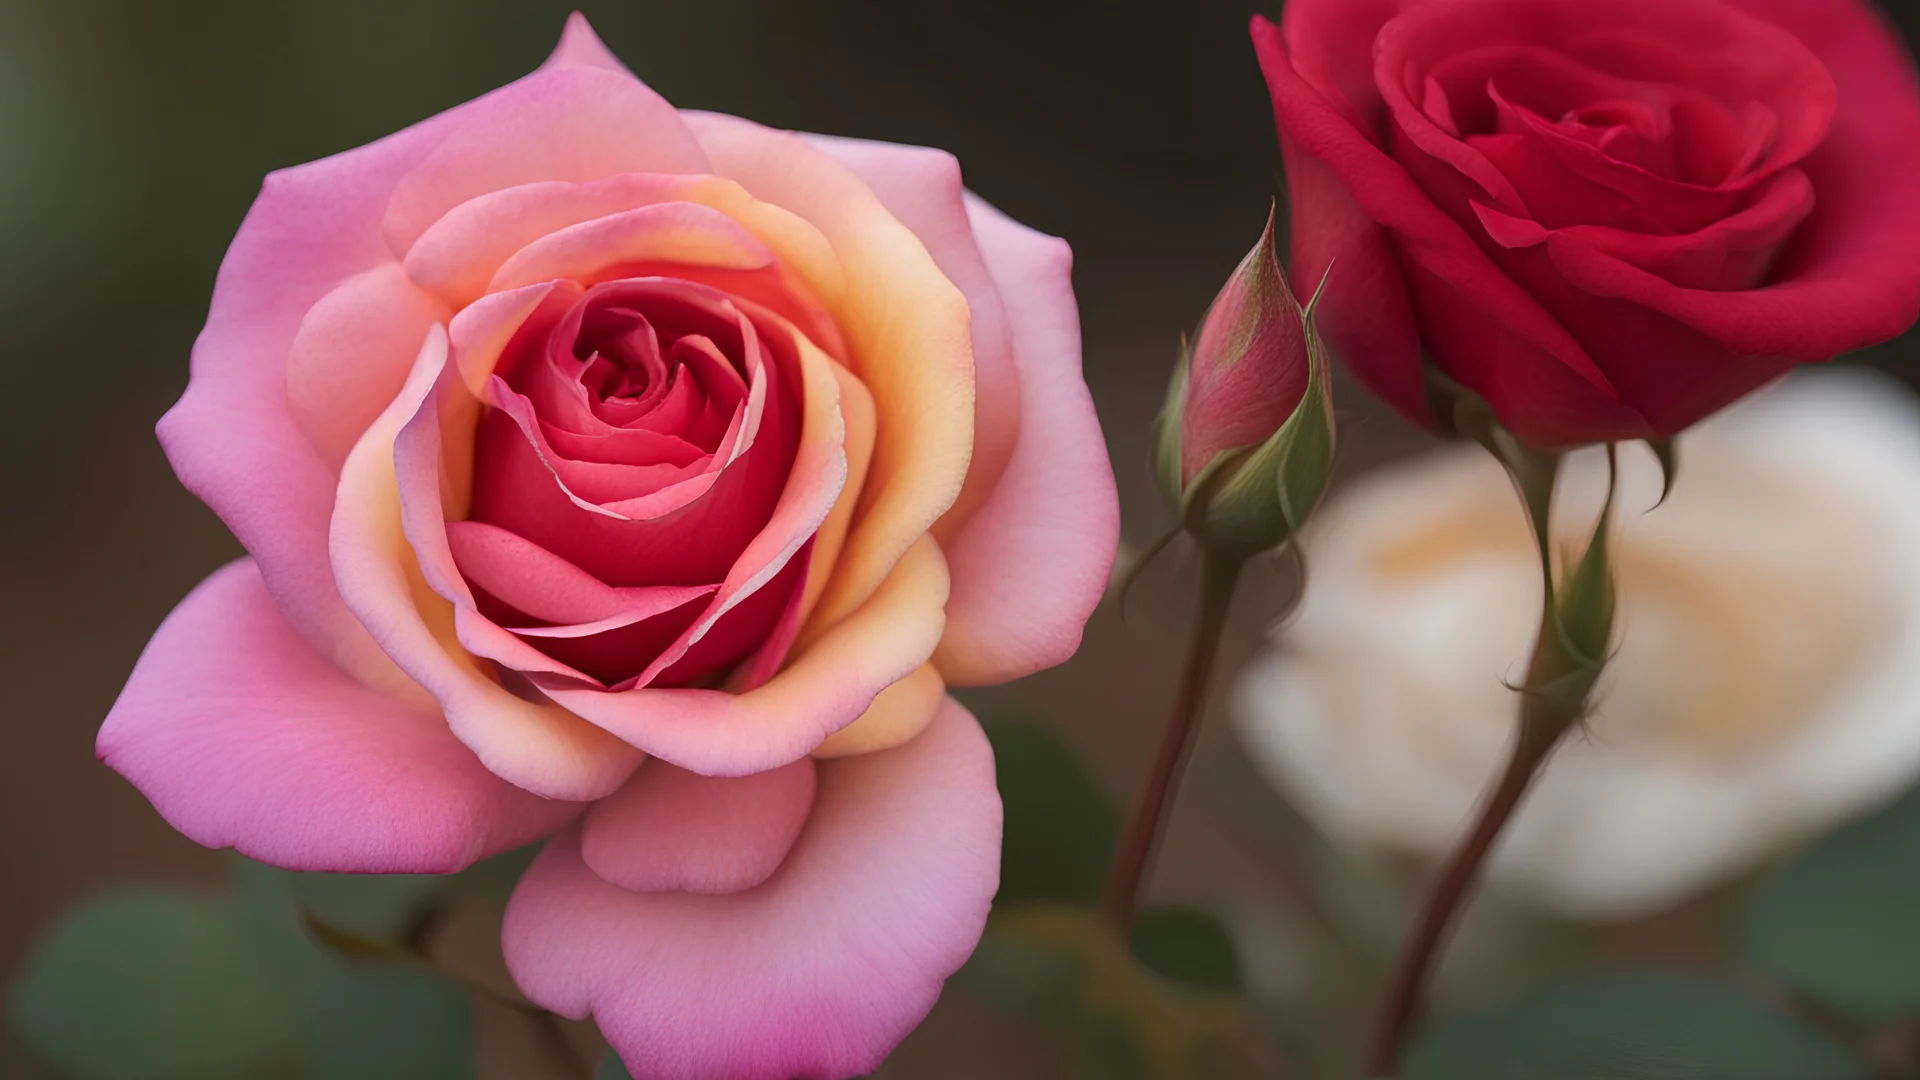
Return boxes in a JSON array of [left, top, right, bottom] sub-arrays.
[[1648, 435, 1679, 507], [1151, 338, 1193, 512], [1423, 367, 1622, 742], [1525, 444, 1619, 740], [1551, 444, 1618, 667]]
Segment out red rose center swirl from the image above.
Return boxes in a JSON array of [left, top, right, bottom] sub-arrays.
[[453, 277, 812, 689]]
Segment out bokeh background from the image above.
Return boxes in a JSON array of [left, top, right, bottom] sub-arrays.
[[7, 1, 1920, 1077]]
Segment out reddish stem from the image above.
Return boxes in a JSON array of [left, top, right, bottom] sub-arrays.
[[1364, 657, 1563, 1078], [1102, 553, 1243, 929]]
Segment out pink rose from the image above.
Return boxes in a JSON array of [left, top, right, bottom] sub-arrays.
[[97, 15, 1119, 1079]]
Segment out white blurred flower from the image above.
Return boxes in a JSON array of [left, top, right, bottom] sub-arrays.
[[1233, 370, 1920, 919]]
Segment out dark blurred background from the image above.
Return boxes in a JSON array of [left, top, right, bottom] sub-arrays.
[[6, 1, 1920, 1076]]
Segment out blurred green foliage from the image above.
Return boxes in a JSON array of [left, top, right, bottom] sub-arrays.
[[5, 847, 544, 1080], [1405, 972, 1869, 1080], [965, 713, 1271, 1078], [25, 710, 1920, 1079], [8, 886, 303, 1079], [1744, 782, 1920, 1025], [1130, 905, 1247, 997], [984, 712, 1121, 905]]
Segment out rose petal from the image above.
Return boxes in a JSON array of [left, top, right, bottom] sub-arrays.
[[539, 536, 949, 776], [652, 546, 812, 690], [480, 382, 727, 520], [157, 86, 472, 692], [1278, 0, 1403, 135], [1461, 173, 1817, 434], [285, 262, 451, 469], [803, 134, 1021, 532], [1281, 140, 1431, 428], [811, 663, 946, 759], [685, 111, 975, 631], [381, 64, 709, 257], [486, 201, 776, 294], [1252, 15, 1648, 445], [931, 196, 1119, 685], [469, 285, 799, 587], [333, 326, 645, 800], [1546, 0, 1920, 363], [98, 559, 579, 873], [394, 350, 706, 690], [502, 697, 1000, 1080], [793, 359, 876, 630], [404, 174, 696, 307], [446, 521, 714, 627], [580, 758, 817, 894], [540, 12, 635, 78]]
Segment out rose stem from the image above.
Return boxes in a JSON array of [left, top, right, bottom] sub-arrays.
[[1102, 551, 1244, 929], [1364, 617, 1566, 1078]]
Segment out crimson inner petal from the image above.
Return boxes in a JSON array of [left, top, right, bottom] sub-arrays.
[[461, 277, 808, 688], [1380, 0, 1835, 252]]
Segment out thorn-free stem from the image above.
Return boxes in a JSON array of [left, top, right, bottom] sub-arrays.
[[1102, 551, 1244, 929], [1363, 612, 1570, 1078]]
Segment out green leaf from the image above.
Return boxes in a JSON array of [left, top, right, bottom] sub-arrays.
[[305, 964, 474, 1080], [955, 914, 1090, 1023], [1405, 971, 1869, 1080], [982, 715, 1119, 906], [227, 857, 332, 988], [1744, 781, 1920, 1023], [8, 887, 304, 1080], [961, 906, 1264, 1080], [288, 870, 445, 943], [597, 1050, 636, 1079], [1129, 905, 1245, 997], [446, 842, 542, 906], [1074, 1009, 1156, 1080], [299, 909, 419, 965]]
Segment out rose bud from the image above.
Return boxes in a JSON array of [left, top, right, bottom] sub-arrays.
[[1154, 205, 1335, 560]]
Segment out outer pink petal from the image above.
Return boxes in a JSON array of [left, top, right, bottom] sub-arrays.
[[502, 697, 1000, 1080], [541, 12, 634, 77], [932, 195, 1118, 685], [403, 174, 695, 306], [380, 64, 708, 256], [97, 560, 579, 873], [285, 263, 451, 469], [580, 758, 816, 894], [161, 15, 699, 690], [802, 134, 1021, 529], [157, 98, 468, 690]]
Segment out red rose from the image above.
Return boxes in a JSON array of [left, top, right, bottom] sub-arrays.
[[1254, 0, 1920, 446]]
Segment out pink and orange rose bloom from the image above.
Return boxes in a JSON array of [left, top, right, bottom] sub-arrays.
[[98, 16, 1118, 1078]]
